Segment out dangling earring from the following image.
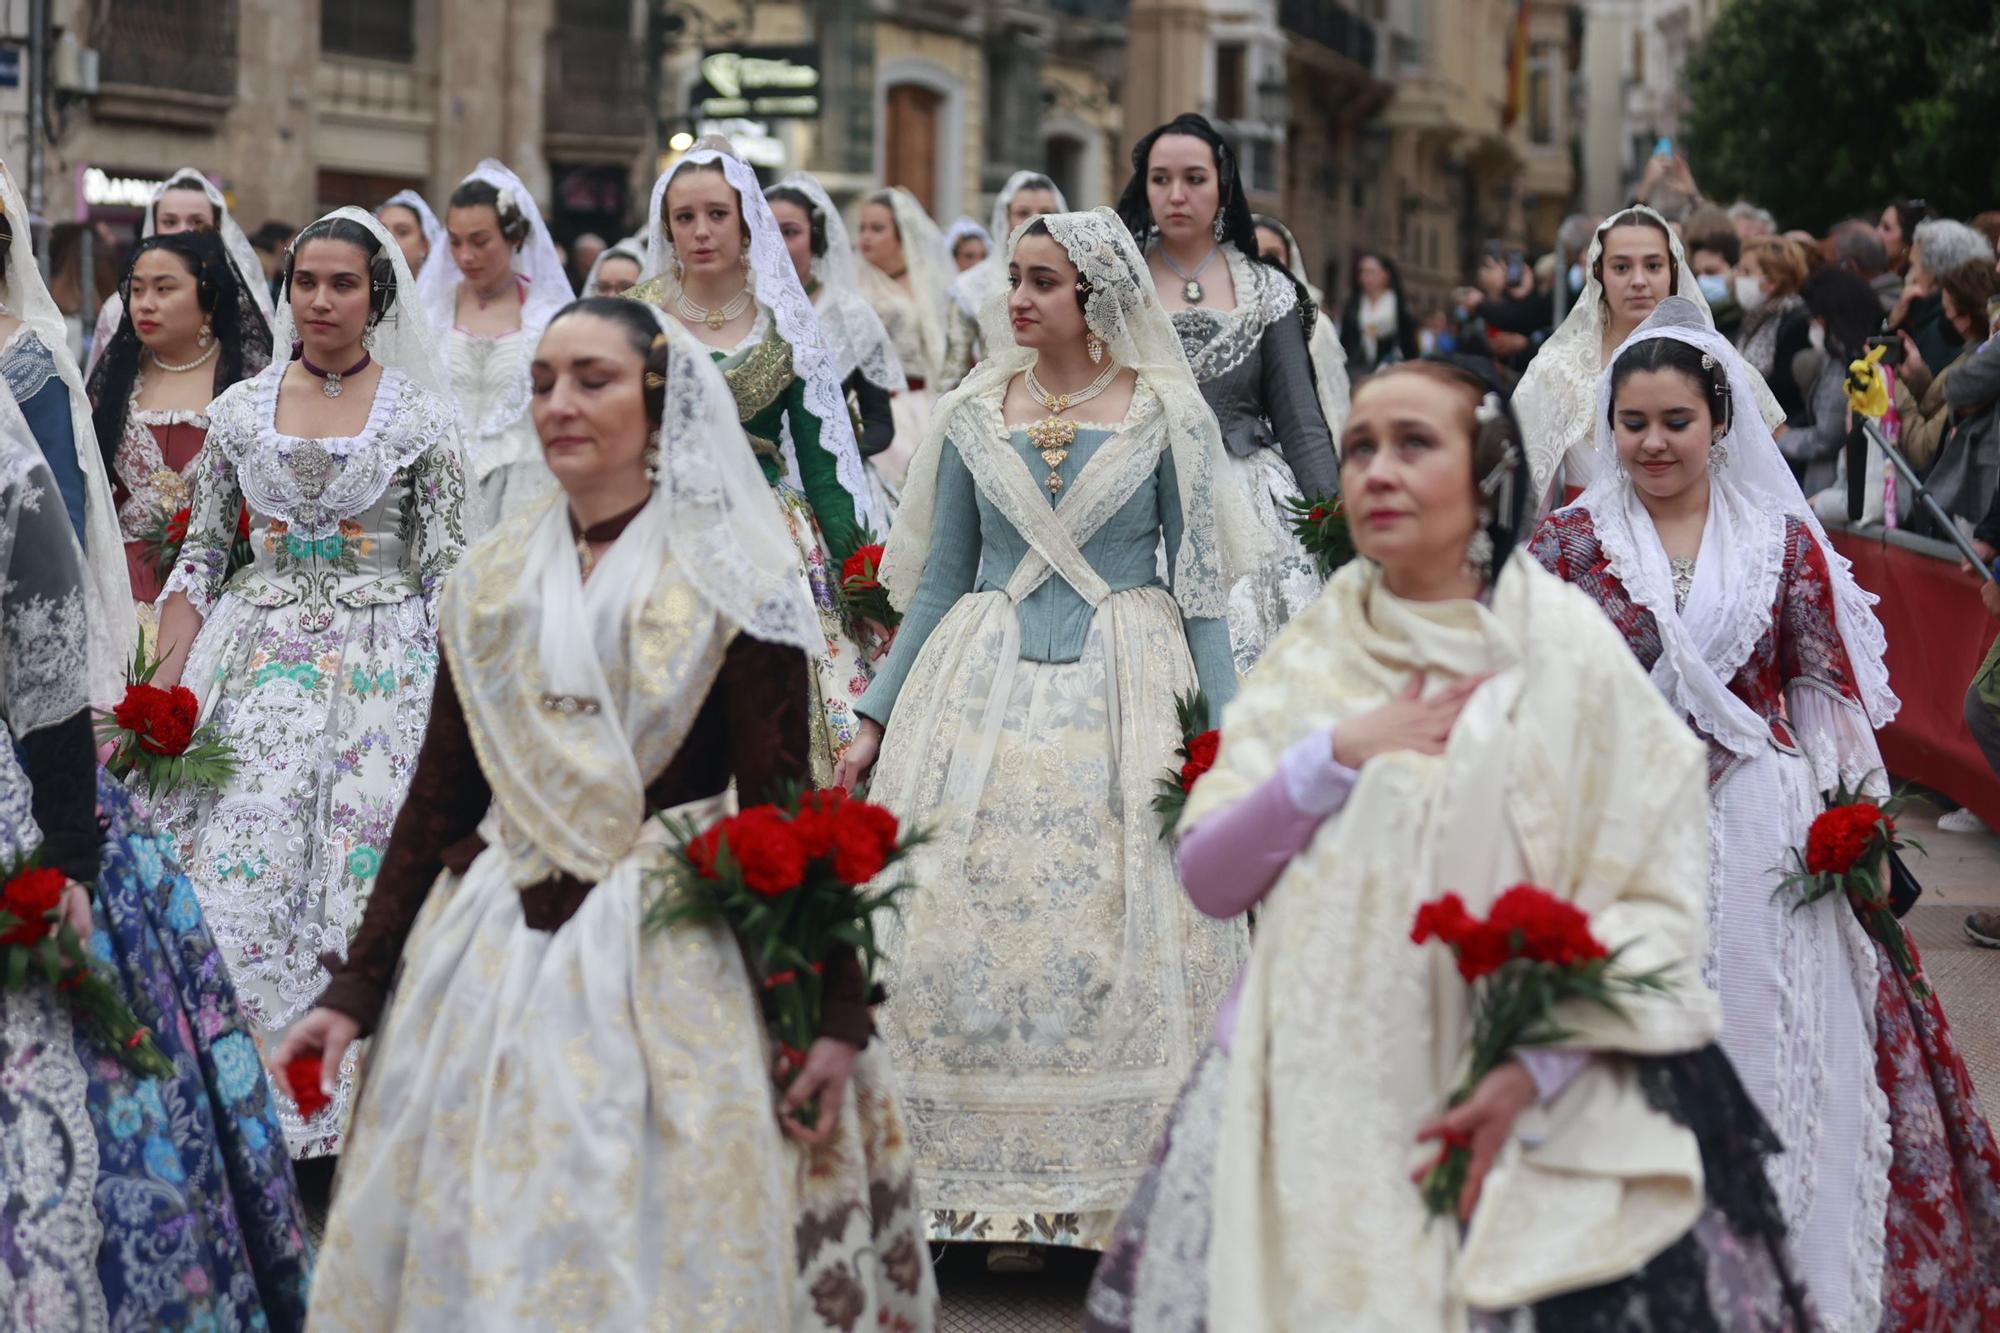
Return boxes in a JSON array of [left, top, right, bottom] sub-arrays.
[[738, 251, 751, 275], [1463, 526, 1495, 582], [362, 326, 376, 350], [1709, 431, 1730, 471], [1086, 329, 1105, 365], [196, 319, 214, 350], [671, 251, 685, 283], [1212, 209, 1227, 243], [643, 428, 662, 482]]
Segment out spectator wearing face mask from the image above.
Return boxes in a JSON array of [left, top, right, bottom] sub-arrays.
[[1551, 212, 1600, 323], [1830, 218, 1901, 314], [1892, 217, 1994, 374], [1894, 259, 2000, 526], [1735, 235, 1813, 420], [1683, 208, 1743, 337]]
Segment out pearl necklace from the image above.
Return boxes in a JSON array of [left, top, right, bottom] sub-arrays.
[[1024, 361, 1119, 495], [146, 342, 218, 375], [674, 284, 752, 331]]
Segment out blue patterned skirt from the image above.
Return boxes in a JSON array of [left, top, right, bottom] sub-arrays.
[[76, 772, 313, 1329]]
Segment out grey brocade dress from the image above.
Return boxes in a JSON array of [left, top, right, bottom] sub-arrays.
[[1171, 248, 1338, 674]]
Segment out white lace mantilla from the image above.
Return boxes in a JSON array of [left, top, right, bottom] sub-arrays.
[[1168, 248, 1297, 385], [207, 364, 452, 538]]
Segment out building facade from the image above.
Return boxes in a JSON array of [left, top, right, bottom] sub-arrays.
[[1578, 0, 1724, 216], [42, 0, 1126, 253]]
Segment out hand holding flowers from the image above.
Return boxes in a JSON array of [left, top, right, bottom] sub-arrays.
[[94, 645, 238, 796], [1775, 779, 1926, 995]]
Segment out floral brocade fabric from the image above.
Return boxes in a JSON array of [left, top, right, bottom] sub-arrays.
[[1528, 507, 1860, 786]]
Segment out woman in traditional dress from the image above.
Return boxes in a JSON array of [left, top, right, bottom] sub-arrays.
[[1514, 205, 1783, 515], [856, 186, 951, 491], [1087, 357, 1807, 1332], [1531, 300, 2000, 1332], [86, 167, 275, 378], [86, 229, 271, 622], [0, 162, 133, 702], [947, 215, 991, 271], [149, 208, 466, 1158], [940, 172, 1067, 394], [417, 160, 573, 535], [1252, 211, 1352, 440], [833, 209, 1257, 1266], [1118, 114, 1337, 674], [375, 189, 444, 278], [581, 234, 645, 298], [0, 399, 313, 1332], [768, 174, 907, 520], [276, 297, 936, 1331], [625, 142, 879, 774]]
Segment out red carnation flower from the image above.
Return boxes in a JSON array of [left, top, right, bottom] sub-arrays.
[[0, 866, 66, 947], [1180, 730, 1221, 793], [726, 807, 809, 898], [1411, 892, 1477, 947], [112, 683, 199, 756], [686, 822, 725, 879], [842, 544, 886, 590], [791, 788, 848, 861], [1487, 884, 1606, 968], [236, 503, 252, 541], [283, 1055, 331, 1120], [830, 800, 899, 884], [1308, 506, 1329, 523], [1805, 803, 1883, 876], [166, 507, 191, 545]]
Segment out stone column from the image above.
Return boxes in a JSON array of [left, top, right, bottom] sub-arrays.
[[1123, 0, 1208, 161]]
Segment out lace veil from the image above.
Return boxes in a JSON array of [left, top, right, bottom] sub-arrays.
[[279, 207, 452, 408], [580, 234, 646, 296], [376, 189, 445, 273], [856, 186, 951, 382], [1, 412, 91, 738], [414, 161, 576, 445], [1516, 206, 1780, 507], [639, 149, 877, 529], [1566, 298, 1897, 757], [771, 173, 906, 392], [0, 162, 134, 703], [885, 207, 1262, 621], [949, 172, 1069, 322]]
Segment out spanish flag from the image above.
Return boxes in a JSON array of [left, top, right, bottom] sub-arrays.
[[1502, 0, 1530, 129]]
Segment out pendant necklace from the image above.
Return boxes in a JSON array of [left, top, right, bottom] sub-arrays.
[[674, 284, 752, 332], [299, 348, 372, 399], [474, 276, 520, 310], [1158, 243, 1221, 305], [1024, 361, 1119, 495], [147, 342, 218, 375]]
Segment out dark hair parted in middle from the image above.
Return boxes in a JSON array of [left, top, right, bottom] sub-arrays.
[[763, 186, 829, 259], [282, 216, 400, 326], [1606, 334, 1734, 436], [545, 296, 670, 426]]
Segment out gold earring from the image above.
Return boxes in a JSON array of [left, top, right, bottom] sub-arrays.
[[671, 252, 685, 282], [1086, 331, 1105, 365]]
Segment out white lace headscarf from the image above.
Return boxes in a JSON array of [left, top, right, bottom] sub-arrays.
[[376, 189, 445, 274], [770, 173, 906, 393], [279, 207, 453, 409], [87, 167, 277, 374], [1565, 297, 1897, 757], [529, 304, 821, 711], [950, 171, 1069, 322], [640, 149, 877, 528], [581, 234, 646, 297], [0, 161, 133, 703], [1517, 206, 1782, 508], [856, 186, 952, 382], [886, 207, 1262, 620], [414, 161, 576, 446]]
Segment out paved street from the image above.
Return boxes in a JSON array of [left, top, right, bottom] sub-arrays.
[[937, 792, 2000, 1328]]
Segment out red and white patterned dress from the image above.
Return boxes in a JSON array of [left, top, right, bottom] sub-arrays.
[[1533, 506, 2000, 1332]]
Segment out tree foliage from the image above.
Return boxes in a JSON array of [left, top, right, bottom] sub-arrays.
[[1681, 0, 2000, 233]]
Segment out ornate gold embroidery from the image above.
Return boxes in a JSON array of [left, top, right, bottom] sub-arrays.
[[722, 329, 793, 423]]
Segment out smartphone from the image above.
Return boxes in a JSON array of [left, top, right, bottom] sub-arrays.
[[1864, 333, 1904, 367], [1506, 254, 1526, 287], [1653, 136, 1674, 159]]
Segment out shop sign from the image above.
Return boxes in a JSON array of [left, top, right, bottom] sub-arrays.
[[692, 46, 820, 121]]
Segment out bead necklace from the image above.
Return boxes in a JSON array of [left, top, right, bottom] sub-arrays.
[[1158, 243, 1221, 305], [674, 284, 752, 332], [1024, 360, 1119, 495], [146, 342, 218, 375]]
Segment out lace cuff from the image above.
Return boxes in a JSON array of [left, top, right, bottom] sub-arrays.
[[159, 555, 224, 619], [1788, 679, 1886, 797]]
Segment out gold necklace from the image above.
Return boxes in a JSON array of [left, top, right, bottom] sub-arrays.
[[1024, 361, 1119, 495], [674, 284, 751, 331]]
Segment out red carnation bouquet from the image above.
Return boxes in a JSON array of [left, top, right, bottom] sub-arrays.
[[138, 502, 256, 585], [1280, 493, 1355, 578], [1410, 885, 1671, 1221], [1151, 689, 1218, 841], [94, 645, 238, 796], [839, 527, 900, 642], [1775, 781, 1924, 995], [0, 855, 174, 1078], [648, 785, 924, 1125]]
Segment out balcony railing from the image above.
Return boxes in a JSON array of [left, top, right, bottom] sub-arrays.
[[1279, 0, 1379, 74], [94, 0, 237, 98], [545, 25, 649, 141]]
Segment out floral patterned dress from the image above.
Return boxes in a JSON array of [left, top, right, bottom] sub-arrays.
[[156, 361, 465, 1158], [1533, 507, 2000, 1331]]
